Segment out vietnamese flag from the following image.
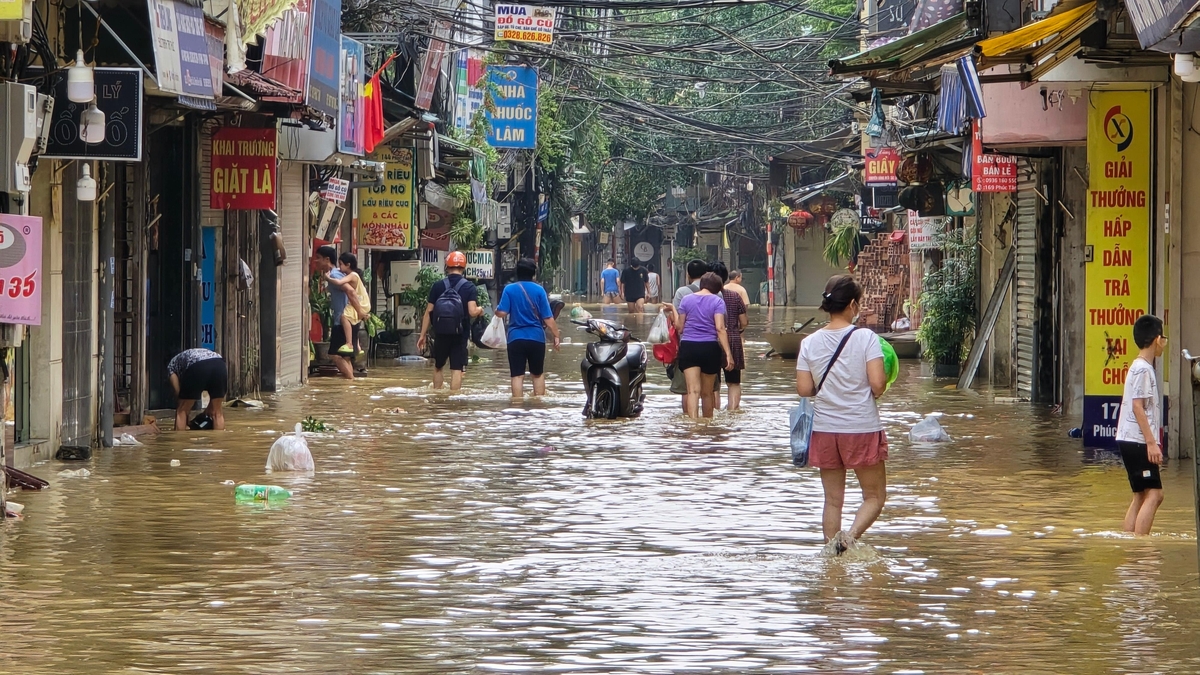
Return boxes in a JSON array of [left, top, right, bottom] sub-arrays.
[[362, 73, 385, 153]]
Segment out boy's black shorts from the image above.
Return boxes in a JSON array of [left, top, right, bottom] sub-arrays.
[[1117, 440, 1163, 492]]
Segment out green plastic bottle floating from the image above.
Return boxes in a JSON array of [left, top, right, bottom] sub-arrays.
[[235, 484, 292, 502]]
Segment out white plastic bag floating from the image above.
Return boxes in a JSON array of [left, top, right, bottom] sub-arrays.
[[266, 423, 315, 472], [909, 414, 951, 443], [481, 314, 507, 349], [647, 310, 670, 344]]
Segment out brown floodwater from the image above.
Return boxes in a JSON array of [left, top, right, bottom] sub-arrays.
[[2, 306, 1198, 674]]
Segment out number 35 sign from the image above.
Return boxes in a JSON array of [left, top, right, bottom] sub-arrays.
[[0, 214, 42, 325]]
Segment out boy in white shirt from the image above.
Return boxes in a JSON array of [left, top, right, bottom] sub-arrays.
[[1115, 314, 1166, 535]]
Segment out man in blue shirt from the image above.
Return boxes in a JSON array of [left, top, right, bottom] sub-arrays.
[[600, 259, 620, 305], [316, 246, 356, 380], [496, 258, 562, 397]]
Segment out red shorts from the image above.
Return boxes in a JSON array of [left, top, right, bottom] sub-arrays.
[[809, 430, 888, 470]]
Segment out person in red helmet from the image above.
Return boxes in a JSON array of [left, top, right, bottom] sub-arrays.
[[417, 251, 483, 391]]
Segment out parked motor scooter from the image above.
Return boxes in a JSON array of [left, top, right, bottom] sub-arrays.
[[575, 317, 647, 419]]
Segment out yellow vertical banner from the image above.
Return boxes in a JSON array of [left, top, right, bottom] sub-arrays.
[[357, 142, 416, 250], [1083, 90, 1152, 446]]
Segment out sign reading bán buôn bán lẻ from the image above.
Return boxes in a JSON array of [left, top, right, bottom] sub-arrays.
[[357, 142, 416, 250], [1082, 90, 1152, 447], [210, 128, 277, 210], [971, 119, 1018, 192]]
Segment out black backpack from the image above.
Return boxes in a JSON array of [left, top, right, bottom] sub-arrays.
[[433, 278, 470, 335]]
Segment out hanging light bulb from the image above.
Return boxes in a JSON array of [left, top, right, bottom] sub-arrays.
[[80, 101, 105, 144], [1175, 53, 1196, 78], [67, 49, 95, 103], [76, 164, 97, 202]]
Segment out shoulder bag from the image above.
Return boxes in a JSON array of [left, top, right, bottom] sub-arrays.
[[790, 328, 859, 467]]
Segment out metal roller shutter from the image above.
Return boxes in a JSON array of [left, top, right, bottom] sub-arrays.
[[1014, 159, 1039, 400], [277, 162, 305, 388]]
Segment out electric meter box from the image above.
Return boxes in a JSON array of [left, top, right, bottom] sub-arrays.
[[0, 0, 34, 44], [1, 81, 38, 194], [389, 260, 421, 292]]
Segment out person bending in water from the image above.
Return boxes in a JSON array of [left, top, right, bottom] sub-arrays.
[[1116, 314, 1166, 535], [796, 275, 887, 554]]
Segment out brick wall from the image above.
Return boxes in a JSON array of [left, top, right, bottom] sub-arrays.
[[855, 233, 910, 331]]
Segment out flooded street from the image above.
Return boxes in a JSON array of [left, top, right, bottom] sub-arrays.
[[3, 307, 1198, 674]]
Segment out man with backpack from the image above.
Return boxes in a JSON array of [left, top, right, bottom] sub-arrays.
[[417, 251, 483, 391]]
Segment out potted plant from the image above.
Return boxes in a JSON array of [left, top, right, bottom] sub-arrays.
[[309, 275, 333, 363], [916, 226, 977, 377]]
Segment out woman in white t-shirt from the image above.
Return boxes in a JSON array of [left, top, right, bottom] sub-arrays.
[[796, 275, 888, 553]]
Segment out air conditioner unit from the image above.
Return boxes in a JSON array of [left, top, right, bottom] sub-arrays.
[[0, 0, 33, 44]]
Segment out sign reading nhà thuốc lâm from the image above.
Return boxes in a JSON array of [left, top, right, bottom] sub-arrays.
[[484, 65, 538, 149], [1082, 90, 1152, 447]]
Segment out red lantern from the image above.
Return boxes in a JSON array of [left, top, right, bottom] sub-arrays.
[[788, 210, 813, 236]]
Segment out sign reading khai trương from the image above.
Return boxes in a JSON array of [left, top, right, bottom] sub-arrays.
[[493, 3, 556, 44], [484, 65, 538, 149], [1082, 90, 1153, 447], [210, 128, 278, 210]]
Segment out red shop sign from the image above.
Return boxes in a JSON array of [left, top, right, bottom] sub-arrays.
[[863, 146, 900, 186], [210, 127, 278, 210], [971, 119, 1017, 193]]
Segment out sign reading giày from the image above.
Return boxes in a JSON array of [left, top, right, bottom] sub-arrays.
[[494, 3, 556, 44], [1083, 90, 1152, 447], [358, 142, 416, 250], [0, 215, 43, 326], [210, 128, 278, 210], [863, 147, 900, 186], [484, 65, 538, 149]]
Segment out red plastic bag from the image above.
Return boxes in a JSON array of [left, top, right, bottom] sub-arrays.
[[653, 324, 679, 364]]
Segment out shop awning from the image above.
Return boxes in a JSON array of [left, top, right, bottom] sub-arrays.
[[975, 2, 1099, 81], [829, 14, 981, 76], [977, 2, 1096, 59], [1125, 0, 1200, 52]]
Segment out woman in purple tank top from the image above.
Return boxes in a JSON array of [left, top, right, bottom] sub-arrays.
[[664, 272, 734, 418]]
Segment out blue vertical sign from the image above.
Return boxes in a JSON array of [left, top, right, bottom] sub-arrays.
[[338, 36, 364, 155], [200, 227, 216, 350], [484, 65, 538, 149], [307, 0, 341, 117]]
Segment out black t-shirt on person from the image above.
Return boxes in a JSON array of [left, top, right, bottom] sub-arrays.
[[428, 274, 479, 336], [620, 266, 648, 299]]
